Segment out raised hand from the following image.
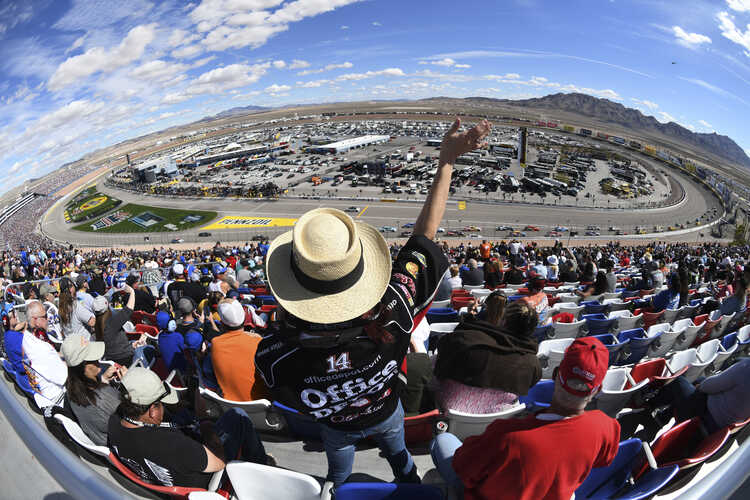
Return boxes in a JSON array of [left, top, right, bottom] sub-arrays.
[[440, 118, 492, 164]]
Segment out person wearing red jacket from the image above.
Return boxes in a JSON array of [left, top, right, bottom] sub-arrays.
[[430, 337, 620, 500]]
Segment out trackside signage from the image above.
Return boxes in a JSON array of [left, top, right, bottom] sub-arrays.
[[202, 216, 297, 230]]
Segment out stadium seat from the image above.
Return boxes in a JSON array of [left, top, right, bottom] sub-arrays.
[[428, 322, 459, 352], [537, 338, 576, 379], [661, 308, 681, 325], [506, 283, 526, 290], [728, 417, 750, 436], [592, 368, 649, 418], [616, 328, 659, 366], [581, 301, 609, 316], [463, 284, 485, 291], [609, 311, 644, 333], [198, 387, 284, 432], [633, 417, 730, 480], [575, 438, 679, 500], [554, 303, 585, 319], [430, 299, 450, 308], [626, 358, 688, 395], [556, 293, 582, 305], [404, 409, 442, 446], [737, 325, 750, 355], [426, 308, 459, 324], [334, 483, 444, 500], [469, 288, 493, 302], [711, 336, 738, 373], [646, 323, 679, 359], [225, 461, 331, 500], [641, 310, 665, 330], [533, 324, 553, 342], [563, 281, 581, 288], [602, 292, 622, 301], [445, 403, 527, 440], [712, 312, 736, 339], [53, 414, 110, 458], [549, 319, 586, 340], [582, 313, 616, 336], [135, 323, 159, 341], [605, 300, 631, 313], [591, 334, 630, 366], [684, 339, 721, 382], [677, 304, 700, 321], [450, 296, 474, 310], [670, 318, 705, 352], [519, 379, 555, 410], [692, 314, 720, 346]]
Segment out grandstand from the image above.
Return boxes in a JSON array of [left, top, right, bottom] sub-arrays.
[[0, 193, 42, 227]]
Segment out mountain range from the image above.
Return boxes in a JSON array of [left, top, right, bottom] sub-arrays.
[[454, 93, 750, 168]]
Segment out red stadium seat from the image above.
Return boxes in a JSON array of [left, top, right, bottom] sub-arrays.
[[404, 409, 441, 445], [135, 323, 159, 340], [451, 296, 474, 310], [634, 417, 730, 480], [625, 358, 688, 399], [642, 310, 665, 330]]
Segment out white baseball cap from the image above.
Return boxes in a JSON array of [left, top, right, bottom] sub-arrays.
[[61, 334, 105, 367], [93, 295, 109, 314], [121, 367, 179, 406], [173, 263, 185, 276], [218, 299, 246, 328]]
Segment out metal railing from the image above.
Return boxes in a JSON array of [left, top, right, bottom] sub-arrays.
[[677, 433, 750, 500], [0, 375, 131, 499]]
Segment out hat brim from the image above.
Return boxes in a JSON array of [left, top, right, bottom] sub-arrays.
[[85, 341, 106, 363], [266, 222, 391, 324], [161, 385, 179, 405]]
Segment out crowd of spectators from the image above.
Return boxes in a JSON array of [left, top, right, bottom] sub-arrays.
[[1, 118, 749, 499]]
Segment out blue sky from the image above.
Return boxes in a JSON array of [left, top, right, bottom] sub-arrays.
[[2, 0, 750, 193]]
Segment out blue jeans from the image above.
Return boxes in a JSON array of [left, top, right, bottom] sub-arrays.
[[651, 376, 720, 433], [430, 433, 465, 494], [320, 400, 415, 486], [214, 408, 267, 464], [133, 345, 157, 368]]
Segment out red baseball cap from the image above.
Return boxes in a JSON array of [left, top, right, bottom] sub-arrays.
[[557, 337, 609, 396]]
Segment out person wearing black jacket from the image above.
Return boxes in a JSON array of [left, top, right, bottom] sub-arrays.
[[434, 300, 542, 414]]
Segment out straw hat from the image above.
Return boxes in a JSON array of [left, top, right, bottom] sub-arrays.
[[266, 208, 391, 325]]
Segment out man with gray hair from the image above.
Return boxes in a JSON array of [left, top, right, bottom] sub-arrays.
[[431, 337, 620, 499], [460, 258, 484, 286]]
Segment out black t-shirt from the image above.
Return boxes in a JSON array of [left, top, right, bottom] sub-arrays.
[[255, 235, 448, 431], [107, 414, 209, 488], [182, 282, 208, 307], [134, 288, 156, 313], [167, 280, 187, 308]]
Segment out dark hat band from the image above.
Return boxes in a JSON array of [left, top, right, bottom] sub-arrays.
[[290, 242, 364, 295]]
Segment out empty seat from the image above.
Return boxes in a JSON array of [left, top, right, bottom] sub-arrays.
[[225, 461, 327, 500], [627, 358, 688, 395], [550, 319, 586, 340], [335, 483, 444, 500], [582, 313, 616, 336], [605, 300, 631, 313], [426, 308, 459, 324], [646, 323, 679, 359], [676, 304, 699, 320], [692, 315, 720, 346], [684, 339, 720, 382], [446, 404, 527, 440], [556, 293, 582, 305], [591, 334, 629, 366], [463, 284, 485, 291], [554, 303, 585, 319], [403, 409, 442, 446], [538, 338, 576, 379], [712, 337, 738, 373], [592, 368, 649, 417], [469, 288, 493, 302], [533, 324, 553, 342], [430, 299, 450, 308], [198, 388, 284, 432], [737, 325, 750, 355], [616, 328, 660, 366], [666, 349, 697, 376], [633, 417, 730, 480], [582, 300, 609, 315], [670, 318, 704, 352], [576, 438, 679, 500], [712, 312, 736, 339], [602, 292, 622, 301], [641, 310, 665, 330], [661, 308, 681, 325], [609, 311, 644, 333]]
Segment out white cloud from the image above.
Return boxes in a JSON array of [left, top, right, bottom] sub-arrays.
[[167, 29, 200, 48], [289, 59, 310, 69], [265, 83, 291, 93], [0, 2, 33, 36], [717, 12, 750, 56], [29, 100, 106, 136], [336, 68, 405, 80], [679, 76, 749, 104], [296, 79, 332, 87], [631, 98, 659, 110], [672, 26, 712, 48], [432, 58, 456, 67], [272, 60, 286, 69], [298, 61, 353, 75], [66, 35, 86, 54], [657, 111, 676, 123], [48, 24, 157, 90], [172, 43, 204, 59], [372, 21, 381, 26], [699, 119, 714, 130], [727, 0, 750, 12], [454, 63, 471, 68], [340, 25, 349, 30], [130, 60, 188, 83], [184, 62, 271, 96]]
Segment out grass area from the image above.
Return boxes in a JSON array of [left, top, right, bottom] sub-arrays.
[[73, 203, 218, 233], [65, 189, 124, 223]]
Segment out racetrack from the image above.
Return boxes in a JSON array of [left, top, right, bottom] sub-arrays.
[[40, 157, 723, 247]]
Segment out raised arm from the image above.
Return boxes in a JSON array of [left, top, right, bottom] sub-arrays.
[[413, 118, 491, 240]]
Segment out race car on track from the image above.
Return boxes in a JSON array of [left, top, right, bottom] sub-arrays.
[[496, 225, 513, 231], [509, 230, 527, 237], [379, 226, 397, 233], [345, 206, 360, 213], [547, 231, 563, 237], [463, 225, 482, 232], [523, 225, 540, 231]]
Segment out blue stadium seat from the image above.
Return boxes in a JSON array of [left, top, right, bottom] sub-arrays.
[[426, 308, 459, 323], [582, 313, 616, 336], [582, 300, 609, 315], [617, 328, 660, 365], [591, 334, 629, 366], [533, 324, 553, 342], [334, 483, 444, 500], [519, 379, 555, 410], [271, 401, 322, 441]]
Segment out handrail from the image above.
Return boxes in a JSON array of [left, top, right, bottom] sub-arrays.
[[0, 377, 132, 500], [677, 434, 750, 500]]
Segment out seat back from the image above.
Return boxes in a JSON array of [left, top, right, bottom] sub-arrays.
[[429, 322, 459, 334], [135, 323, 159, 340], [519, 379, 555, 410], [672, 320, 704, 351], [583, 314, 616, 335], [616, 328, 652, 365], [714, 312, 736, 339], [648, 329, 682, 359], [199, 388, 283, 432], [550, 320, 585, 340], [677, 304, 699, 320], [446, 404, 527, 440], [661, 308, 681, 324], [628, 358, 666, 385], [430, 299, 450, 308], [225, 461, 321, 500], [403, 409, 441, 445], [53, 414, 111, 458], [575, 438, 642, 499], [641, 418, 730, 474], [556, 304, 584, 319], [538, 338, 575, 378], [613, 313, 644, 333], [642, 310, 665, 330], [334, 483, 444, 500]]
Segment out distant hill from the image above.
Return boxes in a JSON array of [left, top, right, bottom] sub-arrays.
[[437, 93, 750, 168], [212, 105, 269, 119]]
